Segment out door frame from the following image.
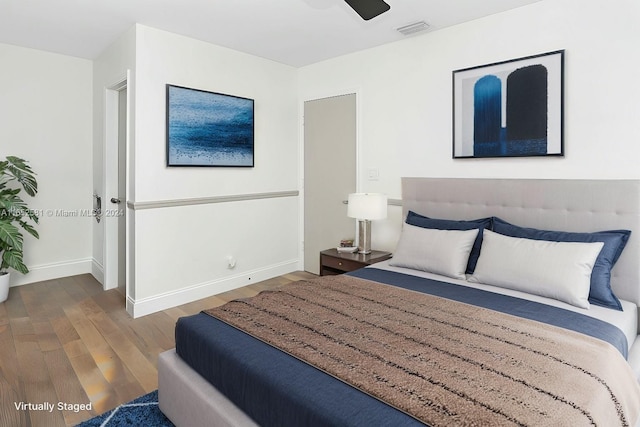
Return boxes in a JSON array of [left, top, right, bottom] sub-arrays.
[[298, 87, 362, 271], [104, 71, 130, 292]]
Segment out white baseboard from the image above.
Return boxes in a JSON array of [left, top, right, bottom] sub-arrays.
[[91, 258, 105, 285], [9, 258, 94, 287], [127, 259, 300, 318]]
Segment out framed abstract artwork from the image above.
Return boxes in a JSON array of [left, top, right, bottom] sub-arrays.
[[452, 50, 564, 159], [166, 85, 255, 167]]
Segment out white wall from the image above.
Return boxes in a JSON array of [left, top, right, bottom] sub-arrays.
[[298, 0, 640, 251], [128, 26, 300, 316], [0, 43, 93, 285]]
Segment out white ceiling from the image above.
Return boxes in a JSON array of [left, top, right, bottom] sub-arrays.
[[0, 0, 542, 67]]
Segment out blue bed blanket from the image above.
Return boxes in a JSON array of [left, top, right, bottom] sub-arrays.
[[175, 268, 628, 427]]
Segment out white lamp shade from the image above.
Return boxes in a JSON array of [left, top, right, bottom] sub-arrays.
[[347, 193, 388, 220]]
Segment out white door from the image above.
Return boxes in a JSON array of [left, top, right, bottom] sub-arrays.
[[304, 94, 357, 274], [116, 88, 127, 295]]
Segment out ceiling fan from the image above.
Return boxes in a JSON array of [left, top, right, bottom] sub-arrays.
[[344, 0, 391, 21]]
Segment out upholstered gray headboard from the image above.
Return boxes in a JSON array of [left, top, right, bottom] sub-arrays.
[[402, 178, 640, 306]]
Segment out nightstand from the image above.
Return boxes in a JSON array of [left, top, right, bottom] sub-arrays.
[[319, 248, 392, 276]]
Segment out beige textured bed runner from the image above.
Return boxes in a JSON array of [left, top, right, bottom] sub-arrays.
[[204, 275, 640, 426]]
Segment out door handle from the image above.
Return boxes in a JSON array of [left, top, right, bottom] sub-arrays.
[[110, 198, 121, 204]]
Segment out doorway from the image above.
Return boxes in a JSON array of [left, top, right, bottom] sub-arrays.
[[303, 94, 357, 274], [104, 76, 128, 295]]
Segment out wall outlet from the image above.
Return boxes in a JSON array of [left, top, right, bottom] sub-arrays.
[[226, 256, 236, 269]]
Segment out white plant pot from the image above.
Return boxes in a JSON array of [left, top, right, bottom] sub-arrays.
[[0, 272, 9, 303]]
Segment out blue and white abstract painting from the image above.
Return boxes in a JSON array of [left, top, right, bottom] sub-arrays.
[[453, 50, 563, 158], [167, 85, 254, 166]]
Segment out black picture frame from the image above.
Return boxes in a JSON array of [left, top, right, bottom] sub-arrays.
[[452, 50, 564, 159], [166, 84, 255, 167]]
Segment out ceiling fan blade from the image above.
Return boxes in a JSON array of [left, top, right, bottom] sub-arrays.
[[344, 0, 391, 21]]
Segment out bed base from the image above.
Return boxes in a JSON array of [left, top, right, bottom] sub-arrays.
[[159, 334, 640, 427], [158, 350, 258, 427]]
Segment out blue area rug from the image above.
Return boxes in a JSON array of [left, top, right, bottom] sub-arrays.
[[76, 390, 174, 427]]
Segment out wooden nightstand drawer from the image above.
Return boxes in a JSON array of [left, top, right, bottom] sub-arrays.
[[321, 254, 363, 273], [319, 249, 392, 276]]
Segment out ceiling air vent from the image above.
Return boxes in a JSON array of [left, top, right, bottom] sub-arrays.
[[396, 21, 430, 36]]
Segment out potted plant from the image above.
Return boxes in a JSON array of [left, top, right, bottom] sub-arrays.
[[0, 156, 39, 303]]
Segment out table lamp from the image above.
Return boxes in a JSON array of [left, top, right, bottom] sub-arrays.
[[347, 193, 387, 254]]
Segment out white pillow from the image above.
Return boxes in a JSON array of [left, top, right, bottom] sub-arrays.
[[468, 229, 604, 309], [389, 223, 478, 280]]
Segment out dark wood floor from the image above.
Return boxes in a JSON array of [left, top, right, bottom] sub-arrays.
[[0, 271, 317, 427]]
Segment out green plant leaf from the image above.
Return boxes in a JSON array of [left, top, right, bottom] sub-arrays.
[[6, 156, 37, 197], [2, 248, 28, 274], [18, 220, 39, 239], [0, 221, 23, 250]]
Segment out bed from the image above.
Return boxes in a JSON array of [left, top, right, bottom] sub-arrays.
[[158, 178, 640, 426]]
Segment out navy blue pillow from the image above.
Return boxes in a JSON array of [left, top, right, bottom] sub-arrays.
[[492, 217, 630, 311], [405, 211, 492, 274]]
